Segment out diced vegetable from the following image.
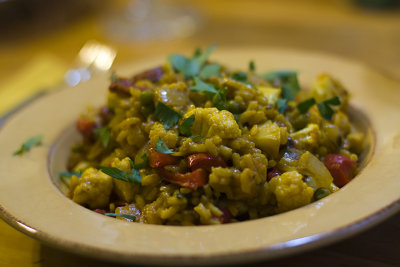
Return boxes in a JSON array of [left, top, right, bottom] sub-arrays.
[[252, 121, 281, 158], [159, 168, 208, 189], [187, 153, 227, 172], [324, 154, 358, 187], [297, 151, 334, 190], [149, 148, 179, 168]]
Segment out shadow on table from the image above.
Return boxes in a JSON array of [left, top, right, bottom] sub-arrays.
[[37, 212, 400, 267]]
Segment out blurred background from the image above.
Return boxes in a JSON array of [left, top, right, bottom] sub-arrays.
[[0, 0, 399, 266]]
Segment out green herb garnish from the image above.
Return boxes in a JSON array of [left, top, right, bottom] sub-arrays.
[[99, 166, 141, 184], [199, 64, 220, 80], [179, 116, 195, 136], [104, 213, 136, 221], [262, 70, 297, 83], [13, 135, 43, 156], [168, 45, 217, 79], [263, 70, 300, 101], [232, 72, 248, 82], [249, 60, 255, 72], [154, 102, 182, 130], [317, 96, 341, 120], [212, 87, 228, 111], [155, 137, 174, 154], [190, 77, 217, 94], [111, 72, 119, 83], [297, 98, 317, 114], [133, 154, 149, 169], [93, 126, 110, 147], [277, 99, 289, 114]]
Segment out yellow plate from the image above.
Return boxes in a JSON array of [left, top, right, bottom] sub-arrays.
[[0, 48, 399, 265]]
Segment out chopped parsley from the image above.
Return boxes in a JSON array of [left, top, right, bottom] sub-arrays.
[[93, 126, 110, 147], [133, 154, 149, 169], [104, 213, 136, 221], [99, 164, 142, 184], [13, 135, 43, 156], [249, 60, 255, 72], [263, 70, 300, 101], [212, 87, 228, 111], [155, 137, 174, 154], [277, 99, 289, 114], [199, 64, 220, 80], [154, 102, 182, 130], [168, 45, 217, 79], [296, 96, 341, 120], [190, 77, 217, 94], [317, 96, 341, 120], [179, 116, 195, 136], [111, 72, 119, 83], [232, 72, 248, 83], [297, 98, 317, 114]]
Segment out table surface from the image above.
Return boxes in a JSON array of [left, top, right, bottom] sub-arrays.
[[0, 0, 399, 266]]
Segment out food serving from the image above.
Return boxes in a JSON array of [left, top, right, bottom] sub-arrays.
[[64, 46, 364, 225]]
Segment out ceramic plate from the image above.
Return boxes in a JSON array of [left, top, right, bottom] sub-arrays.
[[0, 48, 399, 266]]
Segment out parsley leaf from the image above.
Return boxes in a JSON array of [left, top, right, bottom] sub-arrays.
[[93, 126, 110, 147], [99, 166, 141, 184], [232, 72, 248, 82], [212, 87, 228, 110], [190, 77, 217, 94], [154, 102, 182, 130], [297, 98, 317, 114], [104, 213, 136, 221], [179, 116, 195, 136], [317, 96, 341, 120], [111, 72, 119, 83], [13, 135, 43, 156], [249, 60, 255, 72], [262, 70, 297, 84], [168, 45, 217, 79], [155, 137, 174, 154], [133, 154, 149, 169], [199, 64, 220, 80], [277, 99, 289, 114]]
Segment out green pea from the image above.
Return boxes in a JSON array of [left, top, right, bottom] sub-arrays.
[[140, 90, 155, 105], [313, 187, 330, 201], [227, 100, 240, 114]]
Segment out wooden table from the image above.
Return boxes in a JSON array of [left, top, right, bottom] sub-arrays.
[[1, 0, 399, 266]]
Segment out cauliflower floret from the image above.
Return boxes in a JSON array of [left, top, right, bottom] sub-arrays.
[[251, 121, 287, 158], [149, 122, 178, 148], [310, 73, 349, 109], [269, 171, 314, 213], [290, 123, 320, 150], [297, 151, 334, 190], [112, 157, 140, 202], [71, 167, 113, 209], [184, 108, 241, 139]]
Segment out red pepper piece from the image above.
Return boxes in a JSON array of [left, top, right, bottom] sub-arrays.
[[267, 166, 283, 181], [109, 78, 134, 95], [324, 154, 358, 187], [148, 149, 179, 168], [159, 168, 208, 190], [76, 118, 95, 138], [187, 153, 227, 172]]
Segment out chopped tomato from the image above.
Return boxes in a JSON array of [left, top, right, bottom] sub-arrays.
[[109, 78, 134, 95], [76, 118, 95, 137], [187, 153, 227, 172], [159, 168, 208, 190], [324, 154, 358, 187], [148, 149, 179, 168]]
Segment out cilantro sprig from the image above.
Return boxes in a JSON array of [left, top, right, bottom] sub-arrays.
[[100, 155, 148, 184], [296, 96, 341, 120], [105, 213, 136, 221], [190, 77, 217, 94], [154, 102, 182, 130], [13, 135, 43, 156], [179, 116, 195, 136], [168, 45, 217, 79], [59, 171, 82, 179], [155, 138, 174, 154]]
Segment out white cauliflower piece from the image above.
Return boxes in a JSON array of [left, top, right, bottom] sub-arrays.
[[71, 167, 113, 209], [269, 171, 314, 213], [184, 108, 241, 139], [290, 123, 320, 150]]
